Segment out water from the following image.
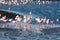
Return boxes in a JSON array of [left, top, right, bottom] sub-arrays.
[[0, 1, 60, 40], [0, 27, 60, 40]]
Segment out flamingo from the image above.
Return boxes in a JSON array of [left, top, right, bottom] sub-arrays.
[[23, 16, 27, 23], [16, 15, 22, 22], [8, 18, 13, 22], [0, 16, 7, 28], [0, 16, 8, 23], [23, 16, 27, 31], [12, 20, 16, 23], [15, 15, 22, 29], [11, 20, 17, 29], [0, 16, 6, 22], [46, 19, 50, 24], [16, 16, 22, 29], [2, 19, 8, 23], [1, 16, 6, 20], [29, 11, 32, 19], [35, 17, 41, 23], [27, 11, 32, 23], [40, 18, 44, 23], [15, 15, 19, 20], [43, 17, 46, 23], [2, 16, 8, 23], [17, 17, 22, 22], [26, 11, 33, 30], [11, 19, 19, 29], [2, 1, 5, 5]]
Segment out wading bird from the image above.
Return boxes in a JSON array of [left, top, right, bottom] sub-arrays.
[[0, 16, 7, 22], [35, 17, 41, 23], [27, 11, 32, 23], [46, 19, 50, 24], [23, 16, 27, 31], [42, 17, 46, 23], [8, 18, 13, 22]]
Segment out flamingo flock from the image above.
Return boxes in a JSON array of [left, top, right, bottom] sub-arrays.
[[35, 17, 54, 24], [0, 12, 59, 24], [0, 12, 60, 31], [0, 0, 53, 6]]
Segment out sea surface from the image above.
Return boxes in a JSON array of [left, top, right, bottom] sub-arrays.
[[0, 1, 60, 40]]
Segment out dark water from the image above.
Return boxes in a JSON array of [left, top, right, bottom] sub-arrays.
[[0, 27, 60, 40], [0, 1, 60, 40]]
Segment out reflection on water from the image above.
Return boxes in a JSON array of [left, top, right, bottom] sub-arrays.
[[23, 23, 27, 31], [0, 22, 60, 40], [27, 23, 32, 31], [15, 22, 20, 29], [0, 28, 60, 40]]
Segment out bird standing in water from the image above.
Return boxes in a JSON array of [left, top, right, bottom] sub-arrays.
[[15, 15, 22, 29], [23, 16, 27, 31], [27, 11, 32, 23]]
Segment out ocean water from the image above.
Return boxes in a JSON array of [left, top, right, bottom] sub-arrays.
[[0, 1, 60, 40]]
